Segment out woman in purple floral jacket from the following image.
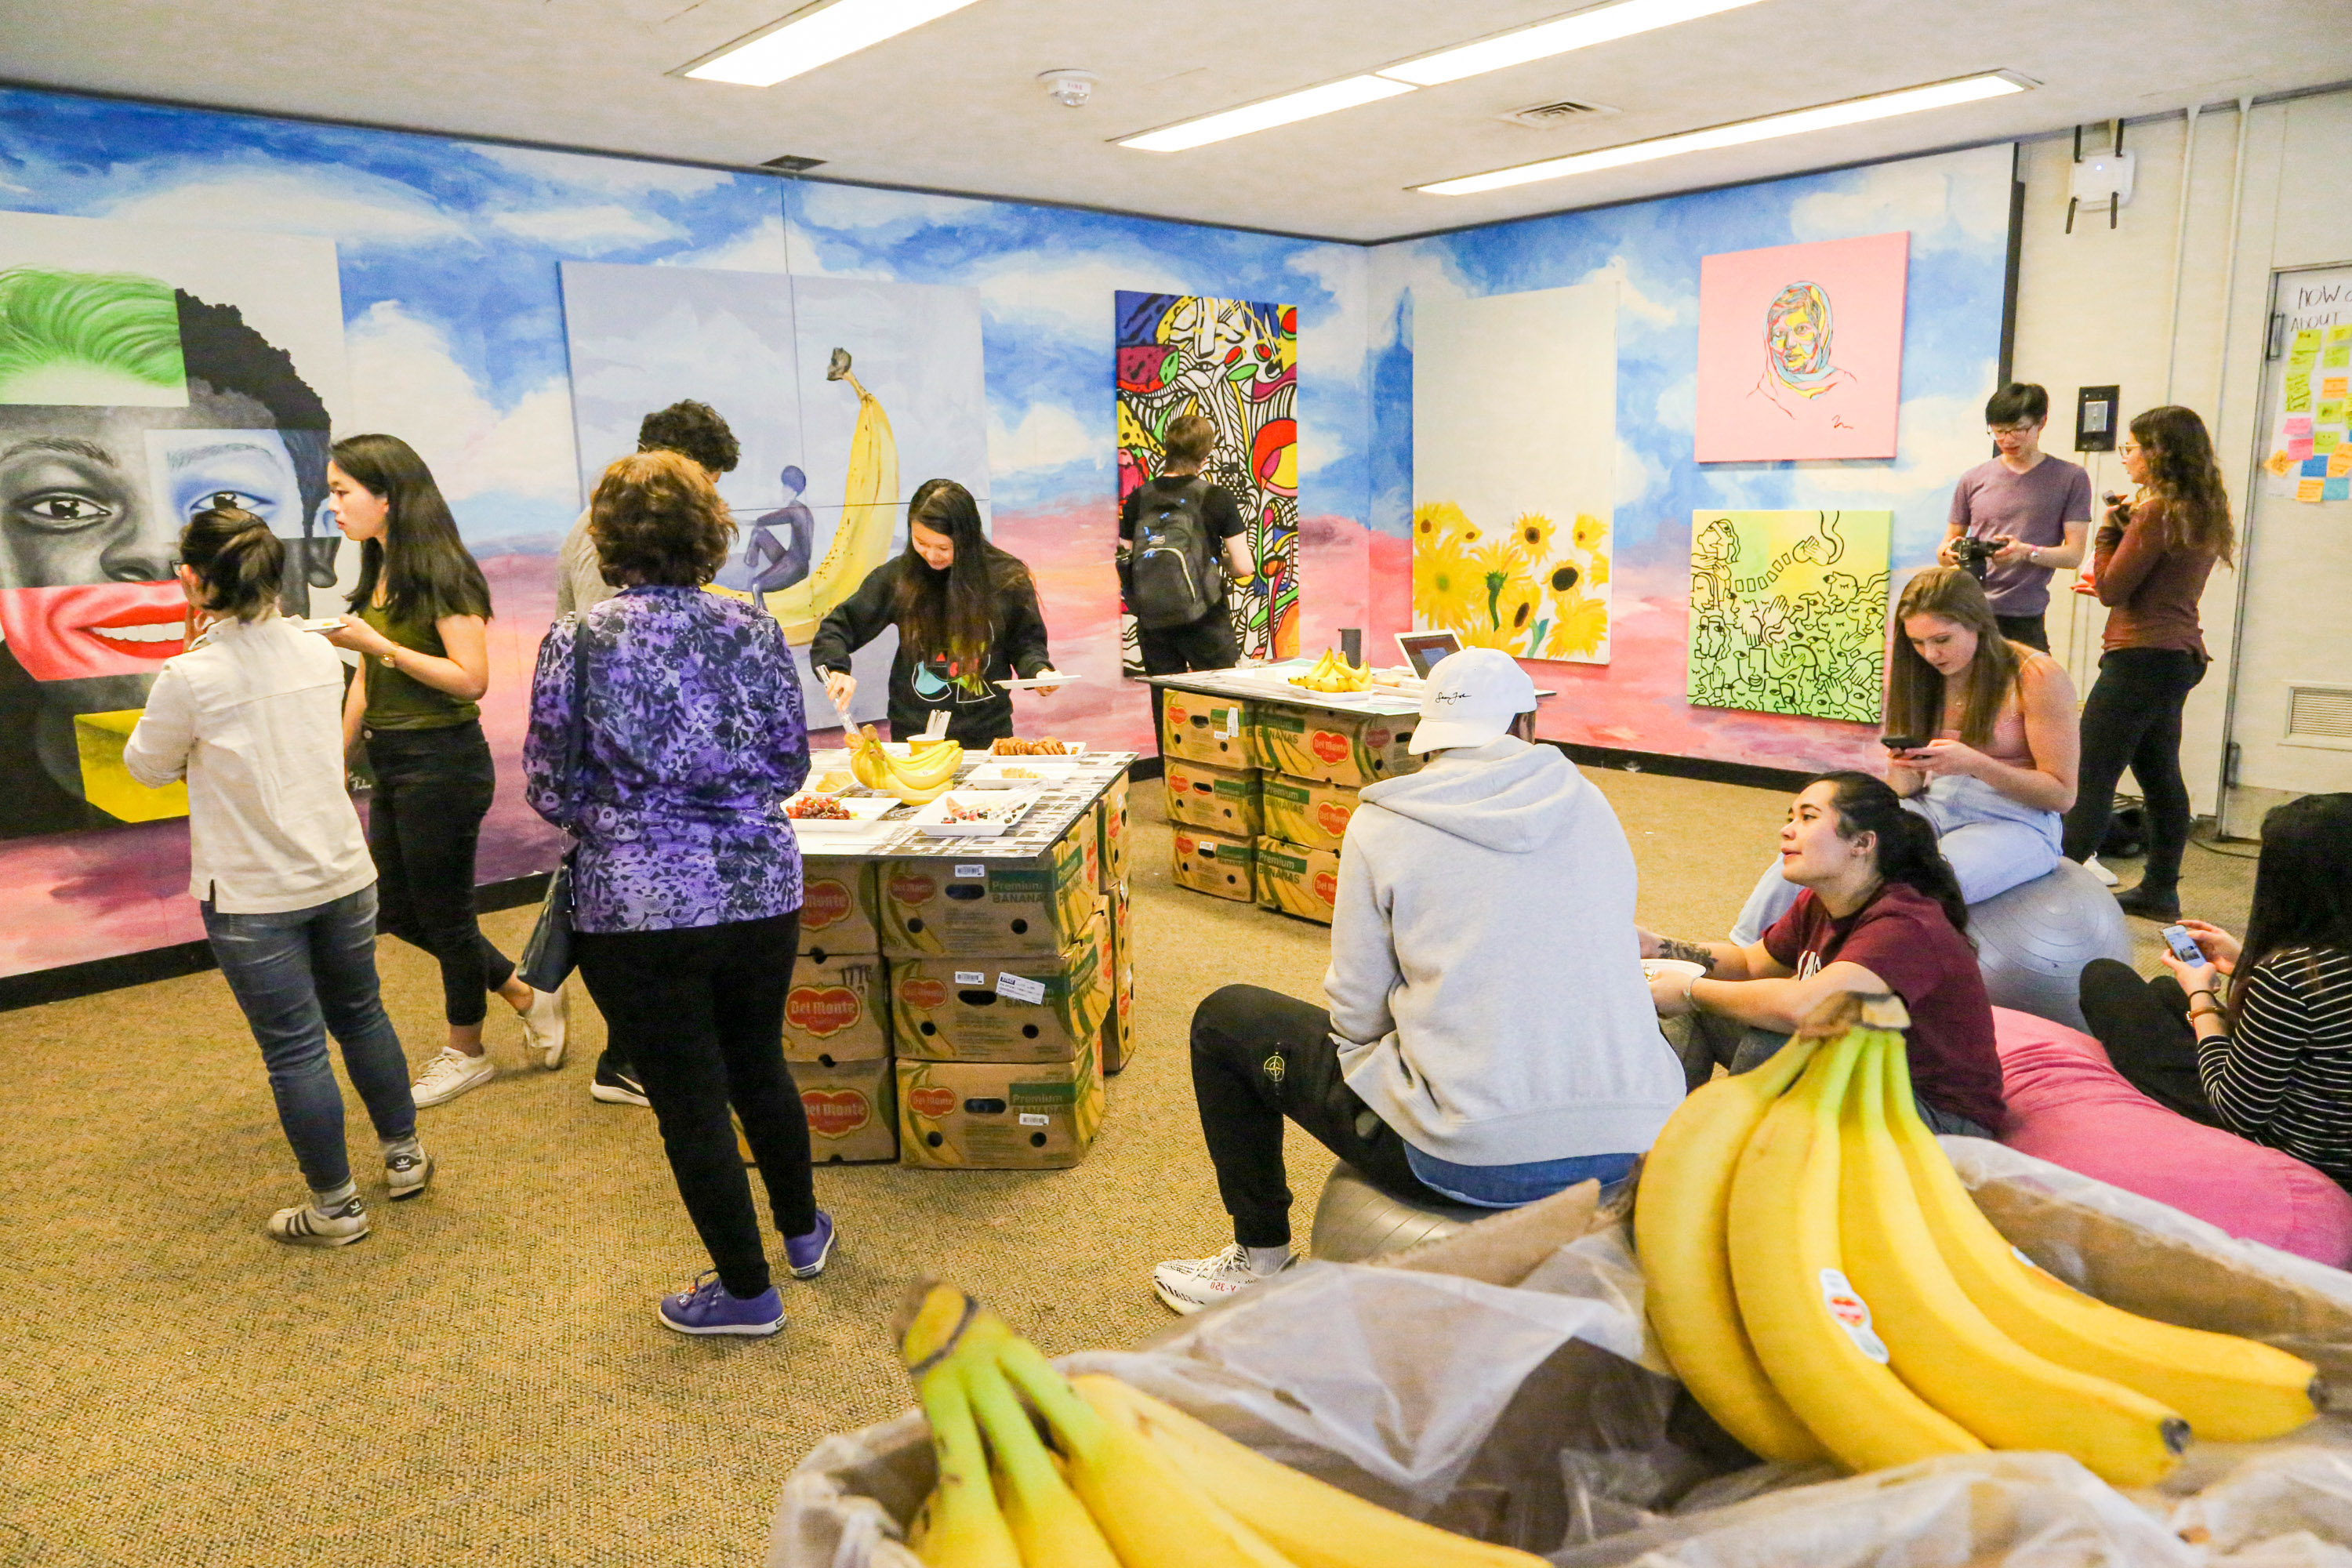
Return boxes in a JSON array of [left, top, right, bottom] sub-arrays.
[[524, 449, 833, 1338]]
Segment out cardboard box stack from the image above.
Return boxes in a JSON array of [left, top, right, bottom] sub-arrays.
[[884, 811, 1113, 1169], [743, 859, 901, 1166], [1247, 702, 1421, 926]]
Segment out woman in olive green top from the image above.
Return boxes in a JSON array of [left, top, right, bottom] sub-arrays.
[[324, 434, 566, 1109]]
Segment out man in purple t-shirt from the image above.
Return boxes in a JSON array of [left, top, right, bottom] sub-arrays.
[[1940, 383, 2092, 652]]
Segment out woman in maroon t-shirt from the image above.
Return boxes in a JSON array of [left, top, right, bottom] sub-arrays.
[[1642, 771, 2005, 1135]]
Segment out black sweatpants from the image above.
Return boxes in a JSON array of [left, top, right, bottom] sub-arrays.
[[575, 910, 816, 1298], [2062, 648, 2208, 892], [1141, 604, 1240, 753], [1189, 984, 1453, 1249], [2078, 956, 2221, 1126], [365, 721, 515, 1027], [1994, 612, 2049, 654]]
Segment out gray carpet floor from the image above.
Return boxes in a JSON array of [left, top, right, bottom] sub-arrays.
[[0, 766, 2247, 1566]]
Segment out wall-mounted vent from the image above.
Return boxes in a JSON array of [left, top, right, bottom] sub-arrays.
[[1502, 99, 1617, 129], [761, 154, 826, 172], [2285, 682, 2352, 751]]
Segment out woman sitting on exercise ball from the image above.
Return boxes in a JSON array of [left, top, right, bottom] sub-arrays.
[[2079, 793, 2352, 1184], [1732, 568, 2078, 944], [810, 478, 1062, 746], [1650, 771, 2006, 1137]]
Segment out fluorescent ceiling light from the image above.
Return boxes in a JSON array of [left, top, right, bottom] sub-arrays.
[[685, 0, 982, 88], [1382, 0, 1768, 88], [1418, 72, 2032, 195], [1120, 75, 1417, 153]]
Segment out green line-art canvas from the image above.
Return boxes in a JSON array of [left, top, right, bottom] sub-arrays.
[[1686, 508, 1890, 723]]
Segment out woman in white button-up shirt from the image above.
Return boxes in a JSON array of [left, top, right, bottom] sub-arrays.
[[126, 506, 432, 1249]]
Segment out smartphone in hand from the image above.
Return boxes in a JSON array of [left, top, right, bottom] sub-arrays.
[[1880, 735, 1926, 753], [2160, 924, 2206, 966]]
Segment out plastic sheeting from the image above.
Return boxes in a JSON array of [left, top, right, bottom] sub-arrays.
[[769, 1142, 2352, 1568]]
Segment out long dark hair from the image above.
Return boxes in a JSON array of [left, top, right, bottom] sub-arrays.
[[2129, 405, 2235, 566], [180, 506, 285, 623], [891, 478, 1028, 664], [1807, 770, 1971, 939], [336, 433, 492, 624], [1886, 567, 2027, 750], [2230, 793, 2352, 1031]]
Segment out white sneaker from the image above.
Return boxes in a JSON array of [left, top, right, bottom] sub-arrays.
[[2085, 856, 2120, 887], [1151, 1243, 1295, 1316], [412, 1048, 495, 1109], [521, 985, 568, 1069], [268, 1195, 370, 1247]]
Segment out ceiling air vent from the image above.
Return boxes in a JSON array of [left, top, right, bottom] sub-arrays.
[[2285, 682, 2352, 751], [761, 154, 826, 172], [1501, 99, 1617, 129]]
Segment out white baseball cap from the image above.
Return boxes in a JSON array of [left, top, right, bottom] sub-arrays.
[[1408, 647, 1538, 753]]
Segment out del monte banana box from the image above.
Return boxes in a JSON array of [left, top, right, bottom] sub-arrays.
[[1250, 702, 1421, 788], [1171, 826, 1254, 902], [880, 813, 1095, 956], [1097, 771, 1130, 888], [892, 906, 1109, 1064], [1254, 837, 1340, 925], [781, 950, 888, 1064], [896, 1044, 1105, 1170], [1258, 775, 1358, 851], [739, 1055, 897, 1165], [1101, 954, 1136, 1074], [797, 858, 877, 955], [1160, 691, 1254, 767], [1163, 757, 1261, 837]]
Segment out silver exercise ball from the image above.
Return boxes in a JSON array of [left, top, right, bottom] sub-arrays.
[[1308, 1163, 1483, 1264], [1970, 858, 2135, 1032]]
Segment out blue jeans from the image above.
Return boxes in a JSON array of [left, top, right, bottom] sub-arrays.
[[203, 886, 416, 1192], [1404, 1146, 1639, 1209]]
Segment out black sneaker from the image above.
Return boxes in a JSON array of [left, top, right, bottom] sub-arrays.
[[2114, 883, 2181, 923], [591, 1061, 651, 1107]]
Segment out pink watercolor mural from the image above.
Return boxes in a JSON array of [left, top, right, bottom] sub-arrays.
[[1696, 231, 1910, 463]]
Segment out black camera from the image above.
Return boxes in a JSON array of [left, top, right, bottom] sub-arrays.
[[1951, 535, 2001, 580]]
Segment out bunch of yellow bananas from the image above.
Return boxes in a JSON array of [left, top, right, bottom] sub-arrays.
[[894, 1280, 1546, 1568], [1287, 648, 1371, 694], [848, 725, 962, 804], [1634, 992, 2321, 1484]]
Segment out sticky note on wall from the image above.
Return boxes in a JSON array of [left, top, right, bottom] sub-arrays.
[[2326, 477, 2351, 502], [2299, 478, 2325, 502]]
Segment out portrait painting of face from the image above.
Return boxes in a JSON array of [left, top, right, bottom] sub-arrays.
[[1695, 231, 1908, 462], [0, 216, 347, 839]]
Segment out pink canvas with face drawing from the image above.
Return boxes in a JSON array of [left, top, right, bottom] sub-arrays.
[[1695, 231, 1909, 463]]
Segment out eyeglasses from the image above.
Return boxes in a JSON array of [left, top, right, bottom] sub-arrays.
[[2118, 440, 2143, 455], [1986, 423, 2038, 437]]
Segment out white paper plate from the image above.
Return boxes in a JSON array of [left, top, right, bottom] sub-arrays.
[[783, 792, 898, 822], [1642, 959, 1707, 981], [907, 789, 1044, 837]]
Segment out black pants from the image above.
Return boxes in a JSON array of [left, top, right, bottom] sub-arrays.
[[1142, 607, 1240, 753], [365, 721, 515, 1027], [2062, 648, 2208, 891], [1994, 612, 2049, 653], [2078, 957, 2221, 1126], [1189, 985, 1454, 1248], [575, 911, 816, 1298]]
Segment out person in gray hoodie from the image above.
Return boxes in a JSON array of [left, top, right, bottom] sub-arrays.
[[1152, 648, 1686, 1314]]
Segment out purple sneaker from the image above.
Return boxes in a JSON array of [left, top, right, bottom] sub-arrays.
[[786, 1211, 836, 1279], [655, 1271, 785, 1337]]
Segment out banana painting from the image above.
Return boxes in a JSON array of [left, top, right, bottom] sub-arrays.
[[727, 347, 902, 644]]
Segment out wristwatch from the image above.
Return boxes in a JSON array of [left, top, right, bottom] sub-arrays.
[[379, 651, 397, 668]]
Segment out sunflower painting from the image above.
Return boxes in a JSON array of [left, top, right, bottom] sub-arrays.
[[1410, 281, 1617, 663]]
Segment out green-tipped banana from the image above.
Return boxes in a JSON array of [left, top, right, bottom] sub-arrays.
[[963, 1352, 1119, 1568]]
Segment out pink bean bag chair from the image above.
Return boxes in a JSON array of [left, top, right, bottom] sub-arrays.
[[1990, 1006, 2352, 1267]]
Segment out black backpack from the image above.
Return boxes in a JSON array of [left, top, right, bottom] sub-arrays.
[[1127, 477, 1220, 630]]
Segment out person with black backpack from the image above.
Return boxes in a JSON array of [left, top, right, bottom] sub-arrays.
[[1120, 414, 1257, 692]]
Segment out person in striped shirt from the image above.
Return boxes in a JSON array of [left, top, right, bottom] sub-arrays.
[[2079, 793, 2352, 1184]]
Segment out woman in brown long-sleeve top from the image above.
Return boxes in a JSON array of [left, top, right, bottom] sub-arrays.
[[2060, 405, 2235, 922]]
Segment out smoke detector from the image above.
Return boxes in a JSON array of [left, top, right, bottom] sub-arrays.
[[1038, 69, 1096, 108], [1501, 98, 1617, 129]]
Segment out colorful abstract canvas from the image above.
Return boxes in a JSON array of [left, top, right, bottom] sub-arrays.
[[1687, 510, 1891, 723], [1696, 232, 1909, 462], [1115, 292, 1298, 667], [0, 210, 349, 841], [1410, 281, 1616, 662]]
